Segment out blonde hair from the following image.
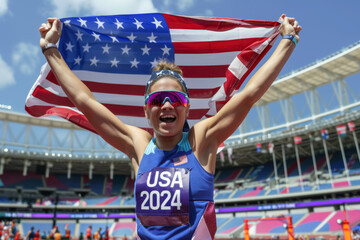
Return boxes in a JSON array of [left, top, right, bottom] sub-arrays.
[[146, 61, 187, 95], [153, 60, 183, 76]]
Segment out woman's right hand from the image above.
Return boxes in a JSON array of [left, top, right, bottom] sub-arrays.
[[39, 18, 62, 50]]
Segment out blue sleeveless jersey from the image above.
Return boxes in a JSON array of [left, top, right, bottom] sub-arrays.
[[135, 132, 216, 240]]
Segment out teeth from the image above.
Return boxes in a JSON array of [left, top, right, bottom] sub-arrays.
[[160, 115, 176, 123], [161, 115, 175, 119]]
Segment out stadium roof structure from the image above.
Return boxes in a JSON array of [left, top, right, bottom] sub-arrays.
[[256, 40, 360, 106]]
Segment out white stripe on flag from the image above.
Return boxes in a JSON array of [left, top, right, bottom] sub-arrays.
[[175, 51, 240, 66], [228, 57, 248, 80], [170, 27, 278, 42]]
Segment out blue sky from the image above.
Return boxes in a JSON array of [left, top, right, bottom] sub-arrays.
[[1, 0, 360, 116]]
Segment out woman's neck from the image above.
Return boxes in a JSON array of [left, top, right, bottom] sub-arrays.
[[155, 132, 183, 151]]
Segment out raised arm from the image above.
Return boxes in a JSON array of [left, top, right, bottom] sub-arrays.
[[39, 18, 150, 170], [193, 14, 301, 171]]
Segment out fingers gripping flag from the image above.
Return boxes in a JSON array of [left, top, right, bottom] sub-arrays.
[[26, 13, 280, 133]]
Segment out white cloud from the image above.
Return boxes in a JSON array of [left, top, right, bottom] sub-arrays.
[[12, 42, 40, 75], [176, 0, 194, 11], [204, 9, 214, 16], [0, 0, 8, 16], [0, 54, 15, 89], [49, 0, 158, 18]]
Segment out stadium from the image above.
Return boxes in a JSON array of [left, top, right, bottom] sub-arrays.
[[0, 37, 360, 240]]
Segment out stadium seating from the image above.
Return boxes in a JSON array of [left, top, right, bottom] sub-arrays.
[[84, 196, 121, 206], [317, 209, 360, 232], [111, 222, 136, 237], [84, 174, 106, 195], [0, 170, 43, 189], [214, 190, 233, 200], [215, 168, 241, 182], [110, 175, 127, 194], [294, 211, 332, 233], [50, 173, 82, 189], [254, 213, 305, 234]]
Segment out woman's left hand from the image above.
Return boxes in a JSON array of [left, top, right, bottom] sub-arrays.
[[279, 14, 302, 43]]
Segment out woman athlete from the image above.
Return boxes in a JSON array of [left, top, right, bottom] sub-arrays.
[[39, 14, 301, 240]]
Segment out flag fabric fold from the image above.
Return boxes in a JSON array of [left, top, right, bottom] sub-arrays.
[[25, 13, 280, 133]]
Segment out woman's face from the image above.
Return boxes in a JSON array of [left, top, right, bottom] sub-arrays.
[[144, 77, 190, 137]]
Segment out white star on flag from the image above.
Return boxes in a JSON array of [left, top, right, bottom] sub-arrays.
[[151, 17, 163, 29], [114, 18, 124, 29], [130, 58, 139, 68], [82, 43, 91, 52], [92, 32, 101, 41], [127, 33, 137, 43], [75, 30, 83, 41], [147, 32, 157, 43], [65, 42, 74, 52], [141, 44, 151, 55], [161, 45, 171, 55], [90, 56, 99, 66], [110, 36, 119, 43], [150, 58, 159, 68], [74, 56, 82, 65], [133, 18, 144, 29], [64, 20, 71, 27], [102, 44, 111, 54], [95, 17, 105, 29], [110, 57, 120, 67], [121, 45, 131, 55], [77, 18, 87, 27]]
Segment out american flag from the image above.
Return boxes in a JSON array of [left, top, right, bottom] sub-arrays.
[[256, 143, 261, 153], [321, 129, 329, 140], [25, 13, 280, 133], [173, 155, 188, 167]]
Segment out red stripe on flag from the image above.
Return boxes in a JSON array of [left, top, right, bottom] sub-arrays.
[[33, 86, 74, 106], [173, 38, 264, 54], [188, 87, 221, 98], [224, 42, 274, 95], [25, 105, 154, 133], [25, 105, 96, 133], [163, 13, 280, 30], [46, 70, 58, 85], [82, 81, 146, 95], [180, 65, 228, 78]]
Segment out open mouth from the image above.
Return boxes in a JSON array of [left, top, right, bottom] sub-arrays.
[[160, 115, 176, 123]]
